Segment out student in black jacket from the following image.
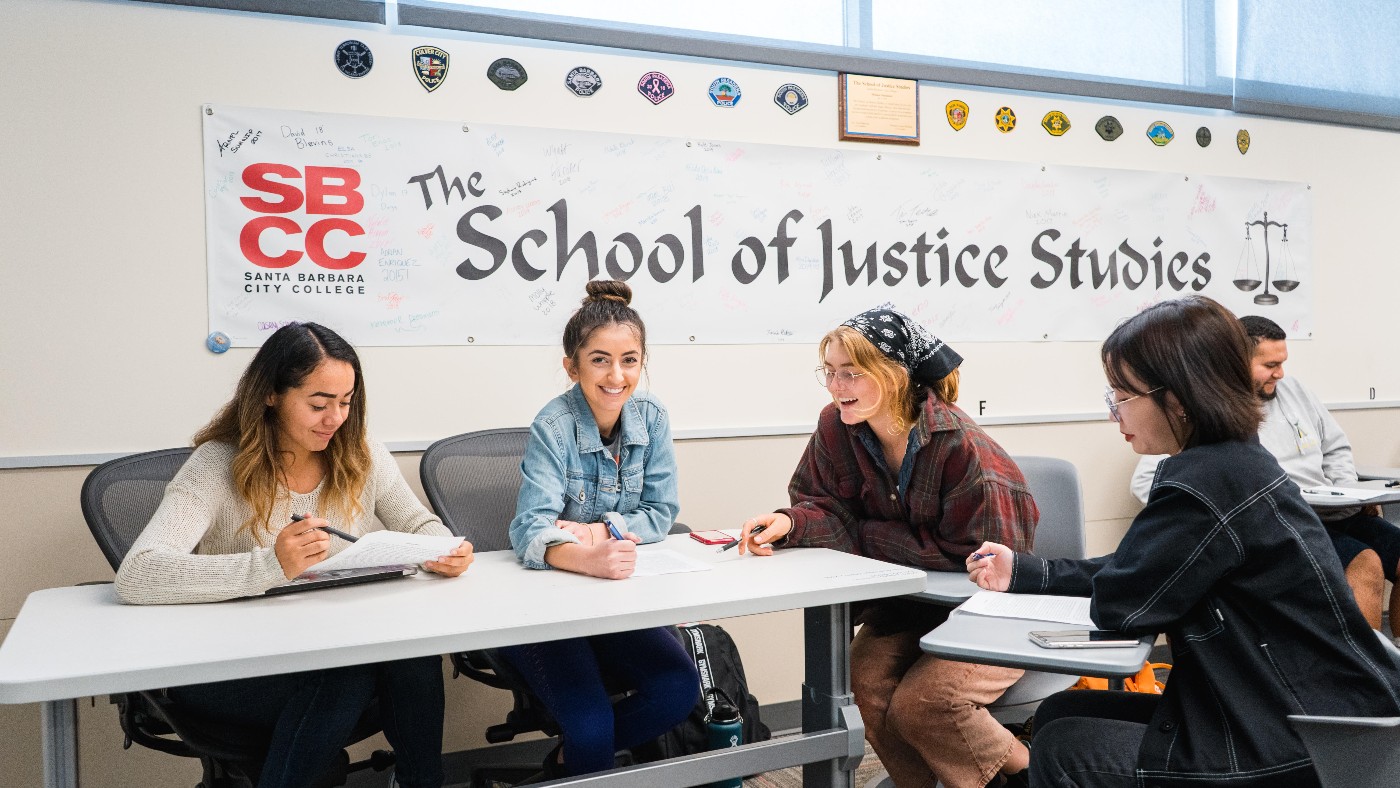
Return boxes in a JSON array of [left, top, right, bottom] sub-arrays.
[[967, 296, 1400, 788]]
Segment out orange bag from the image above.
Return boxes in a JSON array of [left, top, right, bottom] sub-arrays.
[[1070, 662, 1169, 694]]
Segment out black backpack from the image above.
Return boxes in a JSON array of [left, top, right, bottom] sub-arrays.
[[649, 623, 771, 759]]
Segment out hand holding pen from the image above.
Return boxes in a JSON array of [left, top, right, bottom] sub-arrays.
[[274, 513, 332, 579], [734, 513, 793, 557], [965, 541, 1013, 592]]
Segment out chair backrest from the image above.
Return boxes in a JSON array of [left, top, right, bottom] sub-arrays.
[[80, 447, 194, 571], [420, 428, 530, 552], [1288, 714, 1400, 787], [1011, 455, 1087, 560]]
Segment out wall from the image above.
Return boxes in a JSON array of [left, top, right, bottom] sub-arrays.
[[3, 1, 1399, 784]]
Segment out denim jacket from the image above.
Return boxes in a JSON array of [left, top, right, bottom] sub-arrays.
[[510, 384, 680, 569]]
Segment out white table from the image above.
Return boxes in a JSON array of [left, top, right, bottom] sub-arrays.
[[0, 535, 925, 788], [1302, 478, 1400, 510], [919, 609, 1154, 678], [915, 570, 980, 605]]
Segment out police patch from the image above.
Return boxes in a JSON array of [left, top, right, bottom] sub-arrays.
[[995, 106, 1016, 133], [1095, 115, 1123, 141], [1041, 110, 1070, 137], [1147, 121, 1174, 146], [637, 71, 675, 105], [708, 77, 741, 107], [774, 83, 808, 115], [487, 57, 528, 90], [412, 46, 449, 93], [946, 100, 969, 131], [1196, 126, 1211, 147], [565, 66, 602, 97], [334, 40, 373, 79], [1237, 129, 1251, 155]]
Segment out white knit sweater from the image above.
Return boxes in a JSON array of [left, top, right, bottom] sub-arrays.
[[115, 439, 451, 604]]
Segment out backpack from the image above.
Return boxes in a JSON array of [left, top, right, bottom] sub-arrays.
[[649, 623, 771, 759]]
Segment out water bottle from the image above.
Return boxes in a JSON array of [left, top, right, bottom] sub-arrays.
[[704, 689, 743, 788]]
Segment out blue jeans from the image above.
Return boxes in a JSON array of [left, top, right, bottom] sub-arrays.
[[498, 627, 699, 775], [167, 655, 444, 788]]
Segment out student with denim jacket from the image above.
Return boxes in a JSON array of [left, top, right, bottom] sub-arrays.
[[969, 296, 1400, 788], [501, 280, 699, 777]]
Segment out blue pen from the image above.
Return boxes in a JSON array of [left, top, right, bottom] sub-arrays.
[[602, 512, 626, 541], [971, 551, 995, 561]]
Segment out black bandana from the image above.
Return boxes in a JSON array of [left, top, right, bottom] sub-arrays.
[[842, 307, 962, 386]]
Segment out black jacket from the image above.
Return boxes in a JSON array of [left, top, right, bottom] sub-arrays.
[[1010, 439, 1400, 787]]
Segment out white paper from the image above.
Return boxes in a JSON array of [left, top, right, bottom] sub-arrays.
[[305, 531, 464, 573], [1301, 485, 1391, 503], [957, 590, 1096, 627], [631, 548, 713, 578]]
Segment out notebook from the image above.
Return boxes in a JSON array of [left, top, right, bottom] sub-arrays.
[[262, 564, 418, 596]]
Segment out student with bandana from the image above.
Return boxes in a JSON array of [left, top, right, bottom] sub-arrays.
[[500, 280, 699, 778], [738, 307, 1039, 788]]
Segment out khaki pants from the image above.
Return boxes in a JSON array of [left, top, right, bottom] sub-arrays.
[[852, 624, 1023, 788]]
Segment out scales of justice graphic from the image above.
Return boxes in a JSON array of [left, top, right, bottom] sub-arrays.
[[1234, 211, 1299, 305]]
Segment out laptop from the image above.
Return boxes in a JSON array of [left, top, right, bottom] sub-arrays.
[[263, 564, 418, 596]]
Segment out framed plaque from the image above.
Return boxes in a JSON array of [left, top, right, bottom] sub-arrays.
[[838, 73, 920, 145]]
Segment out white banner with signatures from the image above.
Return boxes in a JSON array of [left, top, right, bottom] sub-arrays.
[[203, 104, 1312, 346]]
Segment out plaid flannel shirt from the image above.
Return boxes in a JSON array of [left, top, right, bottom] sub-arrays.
[[778, 393, 1038, 571]]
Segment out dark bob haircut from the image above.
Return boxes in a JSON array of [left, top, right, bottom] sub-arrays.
[[1101, 296, 1261, 448]]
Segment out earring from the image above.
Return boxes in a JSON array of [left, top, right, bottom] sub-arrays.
[[1179, 412, 1190, 422]]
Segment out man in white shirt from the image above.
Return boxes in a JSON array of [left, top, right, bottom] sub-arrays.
[[1130, 316, 1400, 638]]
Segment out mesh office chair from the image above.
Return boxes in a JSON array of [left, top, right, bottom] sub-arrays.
[[80, 448, 390, 788], [1286, 632, 1400, 788], [419, 428, 690, 785]]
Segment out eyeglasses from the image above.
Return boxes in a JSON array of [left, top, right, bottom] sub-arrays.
[[815, 366, 868, 388], [1104, 385, 1163, 422]]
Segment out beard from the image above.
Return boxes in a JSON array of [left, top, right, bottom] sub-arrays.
[[1257, 383, 1278, 401]]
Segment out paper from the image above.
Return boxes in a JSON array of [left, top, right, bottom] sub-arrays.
[[631, 548, 712, 578], [957, 590, 1096, 627], [1301, 485, 1391, 503], [306, 531, 464, 573]]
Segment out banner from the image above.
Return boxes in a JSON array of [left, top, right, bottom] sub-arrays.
[[203, 104, 1313, 346]]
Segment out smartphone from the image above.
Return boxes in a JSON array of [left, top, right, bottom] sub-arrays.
[[1028, 630, 1141, 649], [689, 530, 736, 546]]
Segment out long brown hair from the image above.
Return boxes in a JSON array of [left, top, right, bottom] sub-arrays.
[[820, 326, 960, 435], [193, 322, 371, 543]]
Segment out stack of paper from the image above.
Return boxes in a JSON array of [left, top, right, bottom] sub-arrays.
[[956, 590, 1096, 627]]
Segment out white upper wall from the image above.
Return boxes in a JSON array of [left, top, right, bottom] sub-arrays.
[[3, 0, 1398, 459]]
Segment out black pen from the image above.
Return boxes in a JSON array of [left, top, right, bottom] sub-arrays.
[[290, 513, 359, 543], [1386, 480, 1400, 488], [718, 524, 767, 552]]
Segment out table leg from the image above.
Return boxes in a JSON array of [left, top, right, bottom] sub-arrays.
[[801, 604, 863, 788], [41, 698, 79, 788]]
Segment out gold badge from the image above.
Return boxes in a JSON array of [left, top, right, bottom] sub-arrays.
[[994, 106, 1016, 133], [1041, 110, 1070, 137], [1237, 129, 1251, 155], [946, 100, 969, 131]]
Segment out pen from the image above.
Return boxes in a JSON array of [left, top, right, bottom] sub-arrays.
[[602, 512, 626, 541], [1386, 480, 1400, 488], [718, 524, 767, 552], [971, 551, 996, 561], [1306, 490, 1346, 496], [291, 513, 359, 542]]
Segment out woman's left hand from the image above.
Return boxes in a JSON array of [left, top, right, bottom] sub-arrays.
[[425, 540, 475, 577]]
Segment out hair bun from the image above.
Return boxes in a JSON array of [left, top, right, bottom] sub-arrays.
[[583, 279, 632, 306]]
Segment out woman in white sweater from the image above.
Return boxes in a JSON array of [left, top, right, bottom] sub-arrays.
[[115, 321, 473, 788]]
